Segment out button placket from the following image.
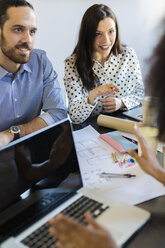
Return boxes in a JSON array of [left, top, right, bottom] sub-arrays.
[[12, 79, 21, 119]]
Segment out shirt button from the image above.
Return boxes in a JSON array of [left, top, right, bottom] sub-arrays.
[[14, 98, 17, 102], [16, 115, 20, 118]]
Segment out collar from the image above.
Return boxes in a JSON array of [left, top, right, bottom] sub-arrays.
[[93, 53, 114, 67], [0, 63, 32, 79]]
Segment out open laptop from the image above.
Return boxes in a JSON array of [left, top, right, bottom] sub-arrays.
[[122, 106, 143, 122], [0, 118, 150, 248]]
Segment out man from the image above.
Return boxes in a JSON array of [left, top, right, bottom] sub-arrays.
[[0, 0, 67, 147]]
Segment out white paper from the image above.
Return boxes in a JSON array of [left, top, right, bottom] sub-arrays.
[[73, 125, 165, 205]]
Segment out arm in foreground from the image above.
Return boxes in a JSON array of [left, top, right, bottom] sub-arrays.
[[127, 125, 165, 185], [49, 212, 118, 248]]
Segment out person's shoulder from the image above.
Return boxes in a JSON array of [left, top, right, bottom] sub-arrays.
[[31, 48, 46, 58], [28, 49, 49, 67], [27, 49, 50, 70], [64, 54, 76, 64], [122, 46, 136, 56]]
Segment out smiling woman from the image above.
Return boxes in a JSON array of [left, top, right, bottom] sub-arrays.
[[63, 4, 144, 124], [93, 17, 116, 65]]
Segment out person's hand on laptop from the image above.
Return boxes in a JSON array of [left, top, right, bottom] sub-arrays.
[[49, 212, 118, 248], [128, 125, 165, 185]]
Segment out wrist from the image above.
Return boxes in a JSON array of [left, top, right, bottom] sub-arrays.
[[9, 125, 21, 141], [155, 167, 165, 184], [88, 91, 96, 105], [7, 130, 14, 142]]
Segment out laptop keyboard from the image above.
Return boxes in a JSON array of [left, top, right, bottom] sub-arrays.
[[0, 191, 74, 242], [21, 195, 109, 248]]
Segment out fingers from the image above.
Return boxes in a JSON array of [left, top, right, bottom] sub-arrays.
[[100, 96, 117, 113], [107, 84, 119, 93], [85, 212, 102, 230], [101, 96, 115, 104], [127, 149, 139, 161], [49, 214, 85, 243], [97, 84, 119, 97], [133, 125, 148, 152]]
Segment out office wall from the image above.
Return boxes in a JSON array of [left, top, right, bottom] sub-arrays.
[[30, 0, 165, 97]]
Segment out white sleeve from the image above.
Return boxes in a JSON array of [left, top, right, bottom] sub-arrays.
[[121, 48, 144, 109], [64, 58, 97, 124]]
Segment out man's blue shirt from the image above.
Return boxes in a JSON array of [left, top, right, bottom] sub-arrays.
[[0, 49, 67, 131]]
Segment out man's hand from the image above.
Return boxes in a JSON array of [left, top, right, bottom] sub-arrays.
[[0, 130, 13, 148], [0, 117, 47, 148], [88, 84, 119, 105], [49, 212, 118, 248]]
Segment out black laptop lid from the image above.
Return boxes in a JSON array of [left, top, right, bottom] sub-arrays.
[[0, 118, 82, 212]]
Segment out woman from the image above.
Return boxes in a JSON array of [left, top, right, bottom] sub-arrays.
[[64, 4, 144, 123], [49, 29, 165, 248]]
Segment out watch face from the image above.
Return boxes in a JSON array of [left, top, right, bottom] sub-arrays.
[[9, 126, 21, 140], [12, 126, 20, 133], [10, 126, 21, 134]]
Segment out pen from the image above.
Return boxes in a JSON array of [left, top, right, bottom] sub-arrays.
[[122, 136, 138, 145], [100, 172, 136, 178]]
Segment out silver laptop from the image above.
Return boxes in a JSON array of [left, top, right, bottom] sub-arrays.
[[122, 106, 143, 121], [0, 118, 150, 248]]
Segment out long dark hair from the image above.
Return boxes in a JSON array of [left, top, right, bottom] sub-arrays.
[[146, 27, 165, 141], [0, 0, 33, 28], [73, 4, 122, 90]]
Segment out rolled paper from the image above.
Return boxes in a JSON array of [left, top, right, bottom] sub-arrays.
[[97, 114, 143, 133], [138, 126, 158, 155]]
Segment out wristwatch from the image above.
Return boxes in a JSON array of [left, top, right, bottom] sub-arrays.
[[9, 126, 21, 141]]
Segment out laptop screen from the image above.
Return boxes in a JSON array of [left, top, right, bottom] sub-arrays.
[[0, 119, 82, 212]]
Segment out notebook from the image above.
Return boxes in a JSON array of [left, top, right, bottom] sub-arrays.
[[100, 131, 138, 153], [122, 106, 143, 122], [0, 118, 150, 248]]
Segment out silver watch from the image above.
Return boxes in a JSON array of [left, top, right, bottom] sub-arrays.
[[9, 126, 21, 140]]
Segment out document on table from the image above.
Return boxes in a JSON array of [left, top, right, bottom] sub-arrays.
[[73, 125, 165, 205]]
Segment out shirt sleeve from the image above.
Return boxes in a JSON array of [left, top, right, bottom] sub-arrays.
[[64, 57, 97, 124], [39, 54, 67, 125], [120, 48, 144, 110]]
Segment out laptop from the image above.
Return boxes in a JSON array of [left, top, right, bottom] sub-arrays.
[[0, 118, 150, 248], [122, 106, 143, 122]]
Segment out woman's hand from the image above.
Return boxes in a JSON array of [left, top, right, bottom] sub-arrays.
[[127, 125, 165, 184], [49, 212, 118, 248], [88, 84, 119, 105], [100, 96, 124, 113]]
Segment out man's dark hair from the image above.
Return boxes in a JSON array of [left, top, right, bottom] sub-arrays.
[[0, 0, 34, 28]]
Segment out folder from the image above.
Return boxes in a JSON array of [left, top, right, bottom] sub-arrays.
[[100, 131, 138, 153]]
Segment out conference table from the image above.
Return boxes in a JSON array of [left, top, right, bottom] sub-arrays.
[[72, 110, 165, 248]]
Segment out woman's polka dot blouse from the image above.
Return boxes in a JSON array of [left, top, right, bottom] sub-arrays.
[[64, 47, 144, 124]]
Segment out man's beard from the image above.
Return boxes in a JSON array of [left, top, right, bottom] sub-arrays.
[[0, 32, 32, 64]]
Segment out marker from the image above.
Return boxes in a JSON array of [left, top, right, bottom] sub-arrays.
[[100, 172, 136, 178], [129, 157, 136, 163]]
